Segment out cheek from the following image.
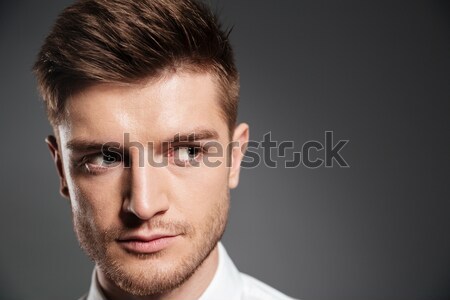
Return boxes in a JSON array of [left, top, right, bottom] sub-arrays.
[[170, 163, 229, 221], [67, 170, 124, 230]]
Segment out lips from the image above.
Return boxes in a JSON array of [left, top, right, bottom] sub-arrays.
[[117, 233, 180, 254]]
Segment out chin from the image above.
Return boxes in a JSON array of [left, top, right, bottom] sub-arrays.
[[101, 247, 201, 296]]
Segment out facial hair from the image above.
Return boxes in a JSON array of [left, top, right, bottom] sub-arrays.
[[72, 190, 230, 296]]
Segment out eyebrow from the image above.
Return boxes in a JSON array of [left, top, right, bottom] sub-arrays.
[[66, 139, 108, 152], [65, 128, 220, 152], [168, 129, 219, 144]]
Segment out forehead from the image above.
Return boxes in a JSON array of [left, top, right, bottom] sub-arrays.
[[58, 71, 228, 144]]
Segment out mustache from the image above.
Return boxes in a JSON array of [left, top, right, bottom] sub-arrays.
[[101, 218, 194, 242]]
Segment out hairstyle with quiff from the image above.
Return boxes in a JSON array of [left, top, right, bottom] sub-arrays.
[[33, 0, 239, 133]]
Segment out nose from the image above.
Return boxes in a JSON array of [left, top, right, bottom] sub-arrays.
[[123, 147, 170, 220]]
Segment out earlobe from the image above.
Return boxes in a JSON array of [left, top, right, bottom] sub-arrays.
[[228, 123, 249, 189], [45, 135, 70, 199]]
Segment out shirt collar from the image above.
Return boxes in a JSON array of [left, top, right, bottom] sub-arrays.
[[86, 242, 242, 300], [198, 242, 243, 300], [86, 267, 107, 300]]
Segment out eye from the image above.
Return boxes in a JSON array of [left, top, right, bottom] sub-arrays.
[[83, 151, 122, 173], [172, 146, 203, 167]]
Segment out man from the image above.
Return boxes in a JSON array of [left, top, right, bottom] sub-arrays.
[[34, 0, 296, 299]]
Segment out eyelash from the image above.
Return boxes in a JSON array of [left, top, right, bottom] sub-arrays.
[[76, 152, 121, 174], [168, 145, 205, 167], [76, 145, 206, 175]]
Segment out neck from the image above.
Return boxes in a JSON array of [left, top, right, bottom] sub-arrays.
[[97, 244, 220, 300]]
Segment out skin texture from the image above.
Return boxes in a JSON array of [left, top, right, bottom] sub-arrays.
[[46, 71, 249, 300]]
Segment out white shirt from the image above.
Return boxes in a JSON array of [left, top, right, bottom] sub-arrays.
[[80, 242, 297, 300]]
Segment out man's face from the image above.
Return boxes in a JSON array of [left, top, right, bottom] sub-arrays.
[[50, 71, 248, 296]]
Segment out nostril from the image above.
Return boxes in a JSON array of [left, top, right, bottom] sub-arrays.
[[119, 209, 145, 229]]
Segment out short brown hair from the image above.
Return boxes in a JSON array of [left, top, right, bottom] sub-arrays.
[[33, 0, 239, 132]]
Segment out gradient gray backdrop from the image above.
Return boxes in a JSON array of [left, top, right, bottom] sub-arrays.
[[1, 1, 449, 299]]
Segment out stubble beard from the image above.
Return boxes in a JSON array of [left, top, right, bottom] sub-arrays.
[[72, 190, 230, 297]]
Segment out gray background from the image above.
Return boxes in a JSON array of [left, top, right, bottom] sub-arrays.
[[1, 1, 449, 299]]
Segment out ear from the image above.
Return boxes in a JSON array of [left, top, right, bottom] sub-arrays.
[[45, 135, 70, 199], [228, 123, 249, 189]]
